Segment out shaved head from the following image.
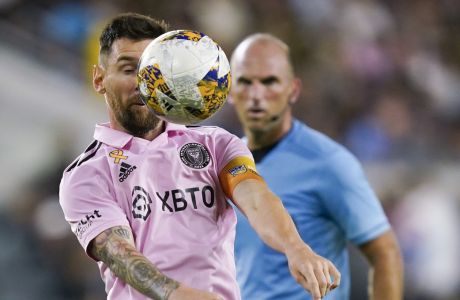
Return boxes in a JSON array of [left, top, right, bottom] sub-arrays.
[[231, 33, 295, 77]]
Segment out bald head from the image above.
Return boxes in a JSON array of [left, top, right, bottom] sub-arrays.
[[231, 33, 295, 78]]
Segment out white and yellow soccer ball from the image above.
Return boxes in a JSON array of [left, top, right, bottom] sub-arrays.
[[137, 30, 231, 125]]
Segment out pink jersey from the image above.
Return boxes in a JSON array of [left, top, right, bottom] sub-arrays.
[[59, 122, 253, 300]]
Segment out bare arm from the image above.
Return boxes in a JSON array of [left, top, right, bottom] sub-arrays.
[[232, 179, 341, 300], [89, 226, 223, 300], [359, 230, 404, 300]]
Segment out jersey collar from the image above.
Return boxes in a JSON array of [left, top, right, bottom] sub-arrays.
[[164, 122, 187, 133], [94, 123, 133, 148], [94, 122, 187, 148]]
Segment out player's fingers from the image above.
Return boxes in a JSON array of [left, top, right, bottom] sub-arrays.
[[313, 263, 329, 298], [323, 263, 333, 294], [298, 267, 322, 300], [328, 261, 341, 290]]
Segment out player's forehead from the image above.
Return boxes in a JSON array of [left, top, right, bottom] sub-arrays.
[[232, 42, 291, 79], [106, 38, 153, 65]]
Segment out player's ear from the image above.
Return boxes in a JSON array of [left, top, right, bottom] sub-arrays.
[[93, 64, 106, 94], [288, 77, 302, 105]]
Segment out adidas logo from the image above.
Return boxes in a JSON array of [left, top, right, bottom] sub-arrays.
[[119, 162, 137, 182]]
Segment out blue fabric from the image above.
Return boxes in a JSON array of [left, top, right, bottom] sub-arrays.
[[235, 119, 390, 300]]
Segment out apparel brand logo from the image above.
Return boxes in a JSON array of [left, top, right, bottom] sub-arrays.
[[119, 162, 137, 182], [109, 149, 127, 164], [179, 143, 210, 169]]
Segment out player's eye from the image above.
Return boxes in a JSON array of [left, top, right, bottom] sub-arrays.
[[260, 76, 278, 86], [237, 77, 252, 85], [122, 68, 135, 74], [119, 62, 137, 74]]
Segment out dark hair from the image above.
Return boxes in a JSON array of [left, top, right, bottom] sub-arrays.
[[99, 12, 168, 56]]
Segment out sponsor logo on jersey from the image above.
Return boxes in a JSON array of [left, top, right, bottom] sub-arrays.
[[229, 165, 247, 176], [119, 162, 137, 182], [132, 186, 152, 220], [109, 149, 128, 164], [156, 185, 215, 212], [179, 143, 210, 169], [75, 210, 102, 239]]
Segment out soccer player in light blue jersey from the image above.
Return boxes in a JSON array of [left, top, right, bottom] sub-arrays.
[[229, 33, 403, 300]]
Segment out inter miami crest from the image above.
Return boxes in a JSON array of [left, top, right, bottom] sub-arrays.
[[179, 143, 210, 169]]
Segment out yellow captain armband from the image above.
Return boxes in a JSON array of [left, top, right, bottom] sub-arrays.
[[219, 156, 265, 199]]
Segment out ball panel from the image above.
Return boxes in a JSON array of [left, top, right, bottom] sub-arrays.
[[138, 64, 176, 116], [217, 47, 231, 78], [162, 30, 205, 42], [170, 74, 202, 105], [197, 66, 231, 119]]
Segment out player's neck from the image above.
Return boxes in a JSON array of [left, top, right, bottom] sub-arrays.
[[140, 121, 166, 141], [246, 121, 291, 151], [109, 117, 165, 141]]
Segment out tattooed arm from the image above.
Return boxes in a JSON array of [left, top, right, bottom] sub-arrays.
[[89, 226, 223, 300], [89, 226, 179, 299]]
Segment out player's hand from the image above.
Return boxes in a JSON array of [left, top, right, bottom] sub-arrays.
[[168, 284, 224, 300], [286, 243, 341, 300]]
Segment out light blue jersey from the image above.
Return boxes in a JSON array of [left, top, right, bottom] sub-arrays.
[[235, 119, 390, 300]]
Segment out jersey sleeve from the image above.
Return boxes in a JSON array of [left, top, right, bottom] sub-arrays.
[[59, 165, 130, 256], [219, 156, 264, 198], [320, 149, 390, 245], [213, 130, 264, 199]]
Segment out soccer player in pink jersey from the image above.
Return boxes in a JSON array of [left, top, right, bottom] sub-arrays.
[[59, 13, 340, 300]]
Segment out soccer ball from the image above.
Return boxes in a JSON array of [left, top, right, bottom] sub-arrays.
[[137, 30, 231, 125]]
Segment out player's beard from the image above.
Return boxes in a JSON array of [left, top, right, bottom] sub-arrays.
[[244, 114, 274, 134], [114, 97, 161, 137]]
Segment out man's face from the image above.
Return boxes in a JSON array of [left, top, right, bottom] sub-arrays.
[[230, 42, 297, 133], [95, 38, 159, 136]]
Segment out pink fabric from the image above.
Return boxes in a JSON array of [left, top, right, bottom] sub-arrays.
[[60, 122, 251, 300]]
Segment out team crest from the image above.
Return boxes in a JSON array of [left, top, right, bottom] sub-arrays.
[[179, 143, 210, 169]]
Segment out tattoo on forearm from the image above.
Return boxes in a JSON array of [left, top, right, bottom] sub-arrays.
[[113, 227, 132, 239], [92, 227, 179, 300]]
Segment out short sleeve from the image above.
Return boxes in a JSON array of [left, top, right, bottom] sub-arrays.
[[213, 129, 254, 172], [320, 149, 390, 245], [59, 166, 130, 255], [218, 156, 264, 199]]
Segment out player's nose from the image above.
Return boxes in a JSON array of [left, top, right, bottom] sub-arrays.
[[247, 81, 264, 102]]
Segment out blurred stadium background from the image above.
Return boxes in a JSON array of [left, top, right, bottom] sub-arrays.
[[1, 0, 459, 299]]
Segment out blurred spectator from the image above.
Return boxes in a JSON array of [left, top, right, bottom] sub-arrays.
[[392, 170, 460, 299], [344, 89, 415, 161]]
